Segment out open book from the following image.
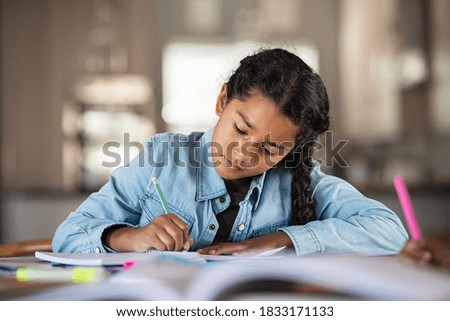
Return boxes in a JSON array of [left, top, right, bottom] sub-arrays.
[[22, 253, 450, 300]]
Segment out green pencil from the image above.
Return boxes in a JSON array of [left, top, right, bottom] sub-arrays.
[[152, 177, 170, 214]]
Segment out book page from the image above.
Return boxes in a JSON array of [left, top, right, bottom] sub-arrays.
[[148, 246, 287, 262], [35, 247, 288, 266], [35, 251, 158, 266], [185, 255, 450, 300]]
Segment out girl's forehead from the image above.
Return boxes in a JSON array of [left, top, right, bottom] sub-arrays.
[[231, 97, 300, 140]]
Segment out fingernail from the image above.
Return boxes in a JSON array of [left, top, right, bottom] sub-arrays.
[[422, 251, 432, 261], [209, 250, 216, 254]]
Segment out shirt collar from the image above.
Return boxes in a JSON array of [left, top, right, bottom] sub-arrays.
[[246, 170, 266, 210]]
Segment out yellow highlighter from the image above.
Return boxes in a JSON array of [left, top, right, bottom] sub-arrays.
[[16, 267, 106, 283]]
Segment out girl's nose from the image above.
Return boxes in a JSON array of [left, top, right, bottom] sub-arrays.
[[232, 147, 254, 165]]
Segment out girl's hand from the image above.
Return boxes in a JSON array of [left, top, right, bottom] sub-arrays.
[[197, 231, 293, 256], [103, 213, 193, 252], [399, 238, 450, 268]]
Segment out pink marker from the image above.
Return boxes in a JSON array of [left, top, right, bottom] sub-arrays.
[[393, 175, 421, 240], [123, 261, 138, 270]]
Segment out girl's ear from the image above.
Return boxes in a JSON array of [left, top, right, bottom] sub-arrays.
[[215, 84, 228, 116]]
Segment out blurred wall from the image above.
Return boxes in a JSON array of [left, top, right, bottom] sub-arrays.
[[1, 0, 158, 191], [339, 0, 450, 189]]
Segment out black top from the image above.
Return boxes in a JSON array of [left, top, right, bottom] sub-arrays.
[[212, 177, 253, 244]]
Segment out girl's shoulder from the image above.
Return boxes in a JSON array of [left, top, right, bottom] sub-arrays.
[[310, 165, 361, 196]]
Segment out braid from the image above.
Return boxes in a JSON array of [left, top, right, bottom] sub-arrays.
[[290, 133, 317, 225]]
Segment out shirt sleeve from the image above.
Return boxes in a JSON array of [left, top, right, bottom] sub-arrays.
[[52, 137, 159, 253], [279, 170, 408, 256]]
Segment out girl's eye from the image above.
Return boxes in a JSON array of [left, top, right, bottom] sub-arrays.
[[263, 149, 274, 156], [261, 143, 276, 156], [233, 123, 246, 135]]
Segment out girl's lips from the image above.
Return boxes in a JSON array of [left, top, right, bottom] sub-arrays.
[[224, 155, 243, 171]]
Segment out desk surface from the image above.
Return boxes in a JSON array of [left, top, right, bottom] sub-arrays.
[[0, 256, 71, 300]]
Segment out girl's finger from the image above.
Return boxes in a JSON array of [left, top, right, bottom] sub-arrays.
[[169, 215, 191, 249], [149, 235, 169, 251], [207, 243, 247, 255], [155, 228, 180, 251]]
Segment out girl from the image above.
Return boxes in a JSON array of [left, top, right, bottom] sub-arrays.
[[53, 48, 408, 255]]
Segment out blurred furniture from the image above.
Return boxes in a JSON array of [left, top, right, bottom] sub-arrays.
[[0, 239, 52, 258]]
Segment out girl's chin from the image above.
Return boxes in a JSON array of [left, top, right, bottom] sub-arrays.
[[215, 165, 256, 180], [215, 169, 243, 180]]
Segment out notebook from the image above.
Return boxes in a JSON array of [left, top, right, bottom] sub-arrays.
[[35, 246, 287, 266]]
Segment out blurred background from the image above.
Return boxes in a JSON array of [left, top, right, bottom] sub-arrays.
[[1, 0, 449, 243]]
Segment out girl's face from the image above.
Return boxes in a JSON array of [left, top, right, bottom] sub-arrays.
[[212, 85, 301, 180]]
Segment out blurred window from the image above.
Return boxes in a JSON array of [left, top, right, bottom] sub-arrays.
[[162, 41, 318, 134]]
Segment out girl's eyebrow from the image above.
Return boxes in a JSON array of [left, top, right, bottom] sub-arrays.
[[237, 111, 255, 130], [237, 111, 288, 151]]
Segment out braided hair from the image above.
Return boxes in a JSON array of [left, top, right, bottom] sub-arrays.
[[226, 48, 330, 225]]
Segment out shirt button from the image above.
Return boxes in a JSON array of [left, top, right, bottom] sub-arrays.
[[219, 197, 226, 203], [209, 224, 216, 230], [95, 247, 101, 253], [238, 224, 245, 231]]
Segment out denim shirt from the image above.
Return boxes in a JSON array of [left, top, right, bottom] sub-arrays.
[[52, 128, 408, 255]]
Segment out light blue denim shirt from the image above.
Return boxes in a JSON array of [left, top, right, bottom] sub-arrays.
[[52, 128, 408, 255]]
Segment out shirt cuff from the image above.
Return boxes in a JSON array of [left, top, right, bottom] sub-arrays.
[[91, 222, 134, 253], [278, 225, 323, 255]]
